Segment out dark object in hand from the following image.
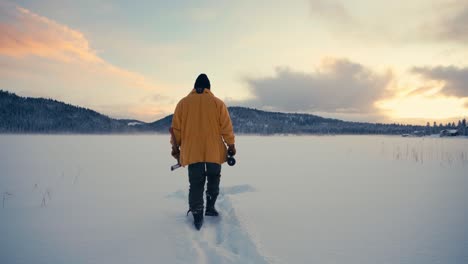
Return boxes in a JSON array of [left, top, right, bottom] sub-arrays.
[[171, 146, 180, 160], [227, 144, 236, 156], [227, 145, 236, 166]]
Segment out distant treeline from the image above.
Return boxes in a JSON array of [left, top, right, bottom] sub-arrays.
[[0, 90, 139, 133], [1, 90, 466, 135]]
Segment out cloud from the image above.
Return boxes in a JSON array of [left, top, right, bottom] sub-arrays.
[[412, 66, 468, 97], [0, 3, 159, 91], [0, 5, 100, 62], [404, 85, 440, 97], [426, 1, 468, 43], [309, 0, 468, 46], [308, 0, 413, 42], [309, 0, 355, 25], [235, 58, 392, 114], [0, 3, 176, 121]]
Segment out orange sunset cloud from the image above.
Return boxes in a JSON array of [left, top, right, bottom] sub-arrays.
[[0, 4, 161, 92], [0, 6, 100, 63]]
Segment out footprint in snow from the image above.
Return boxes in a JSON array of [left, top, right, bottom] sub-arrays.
[[168, 185, 271, 264]]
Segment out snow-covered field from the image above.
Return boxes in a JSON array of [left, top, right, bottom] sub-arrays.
[[1, 135, 467, 264]]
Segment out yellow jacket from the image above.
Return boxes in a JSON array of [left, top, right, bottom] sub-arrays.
[[171, 89, 235, 166]]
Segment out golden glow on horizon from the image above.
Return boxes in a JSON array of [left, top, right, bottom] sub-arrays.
[[377, 95, 468, 120], [376, 74, 468, 122]]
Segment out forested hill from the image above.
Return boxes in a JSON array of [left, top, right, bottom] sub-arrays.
[[0, 90, 139, 133], [149, 107, 426, 135], [1, 90, 428, 134]]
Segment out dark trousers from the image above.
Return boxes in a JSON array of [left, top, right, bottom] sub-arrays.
[[188, 162, 221, 211]]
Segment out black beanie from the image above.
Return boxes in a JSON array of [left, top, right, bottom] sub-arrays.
[[194, 73, 210, 94]]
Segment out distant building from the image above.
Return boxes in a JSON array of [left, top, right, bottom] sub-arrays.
[[412, 130, 425, 137], [128, 122, 143, 126], [440, 129, 459, 137], [402, 131, 425, 137]]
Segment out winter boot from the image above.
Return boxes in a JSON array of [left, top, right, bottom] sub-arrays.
[[205, 194, 219, 216], [187, 208, 204, 230]]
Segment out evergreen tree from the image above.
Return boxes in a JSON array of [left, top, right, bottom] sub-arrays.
[[463, 119, 467, 136]]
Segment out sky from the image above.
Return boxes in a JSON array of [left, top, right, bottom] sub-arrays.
[[1, 0, 468, 124]]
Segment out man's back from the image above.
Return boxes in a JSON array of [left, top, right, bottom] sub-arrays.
[[171, 88, 234, 166]]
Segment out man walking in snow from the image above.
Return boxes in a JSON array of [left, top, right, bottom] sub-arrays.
[[170, 73, 236, 230]]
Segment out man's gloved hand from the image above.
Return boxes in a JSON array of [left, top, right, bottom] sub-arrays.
[[171, 146, 180, 160], [227, 144, 236, 156]]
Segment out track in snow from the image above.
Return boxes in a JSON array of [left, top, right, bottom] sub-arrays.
[[167, 185, 272, 264]]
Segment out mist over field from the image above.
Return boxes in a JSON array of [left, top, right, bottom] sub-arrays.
[[1, 135, 467, 264]]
